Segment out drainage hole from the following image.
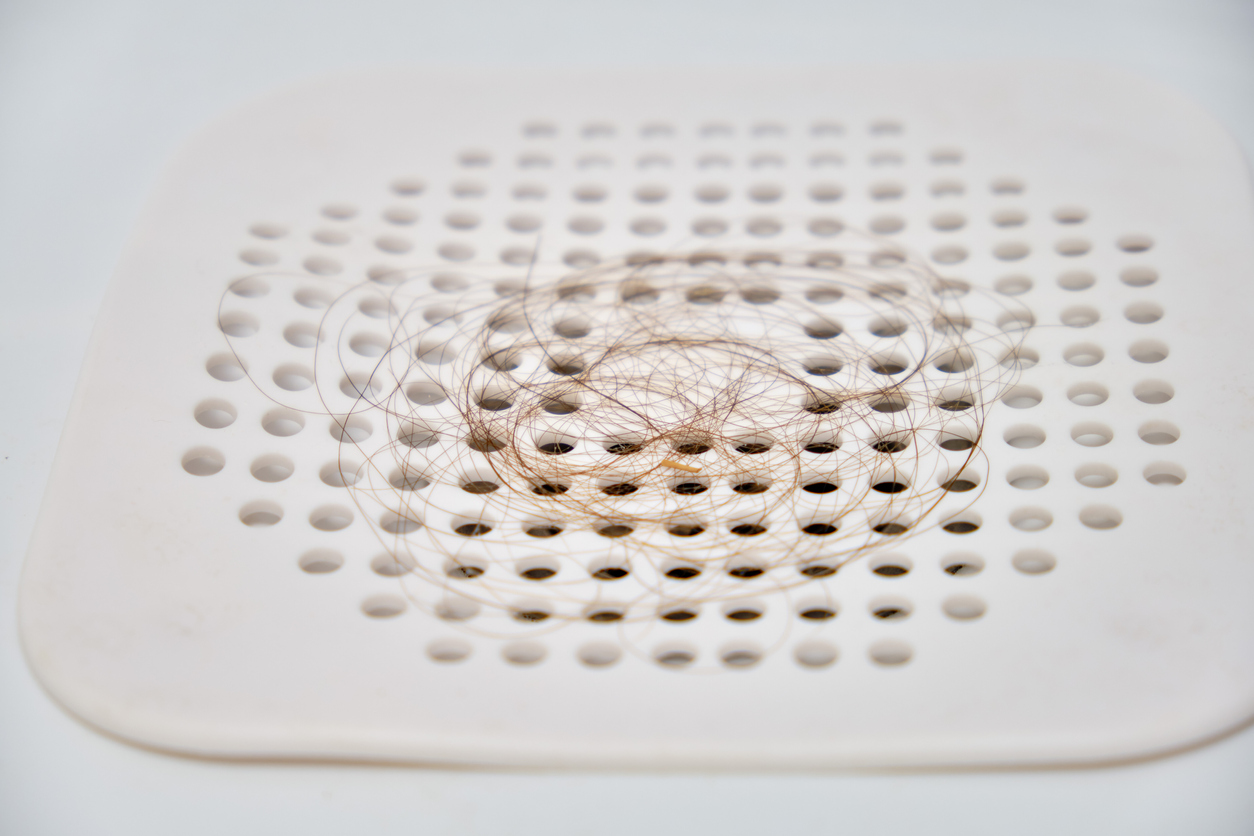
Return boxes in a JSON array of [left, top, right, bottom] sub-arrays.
[[872, 563, 910, 577], [941, 478, 978, 492], [942, 520, 980, 534]]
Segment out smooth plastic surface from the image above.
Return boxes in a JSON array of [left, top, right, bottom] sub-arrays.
[[18, 64, 1254, 768]]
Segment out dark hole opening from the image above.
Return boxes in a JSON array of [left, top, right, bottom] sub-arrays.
[[455, 523, 492, 537], [623, 288, 661, 304], [543, 400, 579, 415], [942, 478, 978, 492], [742, 288, 780, 304], [687, 287, 726, 304], [871, 322, 906, 337], [657, 651, 694, 666], [805, 325, 843, 340], [548, 361, 584, 376], [483, 354, 520, 371]]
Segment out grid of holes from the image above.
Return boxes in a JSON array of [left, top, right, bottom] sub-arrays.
[[995, 233, 1181, 541], [242, 120, 1076, 273], [188, 117, 1181, 671], [204, 272, 1001, 671]]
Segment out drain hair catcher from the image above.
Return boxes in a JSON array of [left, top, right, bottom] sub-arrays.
[[18, 65, 1254, 768]]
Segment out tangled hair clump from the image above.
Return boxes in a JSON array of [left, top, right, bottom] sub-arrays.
[[222, 235, 1031, 643]]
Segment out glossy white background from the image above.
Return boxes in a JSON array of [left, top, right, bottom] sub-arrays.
[[1, 1, 1252, 833]]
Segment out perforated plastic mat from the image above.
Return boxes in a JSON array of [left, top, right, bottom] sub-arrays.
[[19, 65, 1254, 768]]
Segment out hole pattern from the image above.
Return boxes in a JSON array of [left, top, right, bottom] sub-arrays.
[[197, 118, 1174, 672]]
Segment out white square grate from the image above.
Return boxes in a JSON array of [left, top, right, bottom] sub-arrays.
[[19, 64, 1254, 768]]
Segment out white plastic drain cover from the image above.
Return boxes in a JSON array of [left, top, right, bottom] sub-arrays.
[[19, 65, 1254, 768]]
